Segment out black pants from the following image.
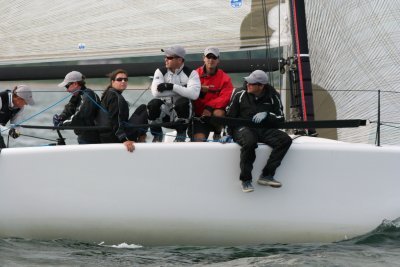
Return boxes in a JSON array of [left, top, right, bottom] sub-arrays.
[[0, 135, 6, 149], [99, 104, 148, 143], [147, 98, 191, 137], [233, 127, 292, 181], [126, 104, 148, 141]]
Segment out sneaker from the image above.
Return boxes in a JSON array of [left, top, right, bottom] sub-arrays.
[[241, 180, 254, 193], [257, 175, 282, 188]]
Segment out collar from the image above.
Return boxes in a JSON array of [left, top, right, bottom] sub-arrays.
[[201, 65, 218, 77], [251, 87, 268, 100], [110, 87, 123, 94], [169, 64, 185, 75]]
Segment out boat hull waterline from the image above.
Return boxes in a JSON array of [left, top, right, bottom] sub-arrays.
[[0, 137, 399, 245]]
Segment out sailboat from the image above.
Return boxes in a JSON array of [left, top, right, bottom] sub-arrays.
[[1, 0, 400, 245]]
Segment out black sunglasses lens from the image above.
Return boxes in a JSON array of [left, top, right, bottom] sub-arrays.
[[206, 54, 218, 60], [116, 78, 128, 82]]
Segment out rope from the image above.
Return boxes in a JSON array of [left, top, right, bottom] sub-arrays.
[[0, 92, 73, 134]]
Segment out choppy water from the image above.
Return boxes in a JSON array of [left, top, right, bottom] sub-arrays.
[[1, 218, 400, 266]]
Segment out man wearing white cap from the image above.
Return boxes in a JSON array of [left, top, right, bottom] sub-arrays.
[[0, 85, 35, 148], [226, 70, 292, 193], [147, 45, 201, 142], [191, 46, 233, 141], [54, 71, 101, 144]]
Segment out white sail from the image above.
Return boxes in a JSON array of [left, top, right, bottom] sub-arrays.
[[304, 0, 400, 144], [0, 0, 254, 64]]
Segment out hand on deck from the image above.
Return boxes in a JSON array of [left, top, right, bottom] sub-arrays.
[[123, 140, 135, 152]]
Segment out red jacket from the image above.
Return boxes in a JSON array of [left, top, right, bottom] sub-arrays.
[[194, 66, 234, 116]]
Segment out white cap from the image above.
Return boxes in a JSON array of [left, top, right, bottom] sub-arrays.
[[161, 45, 186, 59], [204, 46, 220, 57], [58, 71, 84, 87], [244, 70, 269, 84], [15, 85, 34, 105]]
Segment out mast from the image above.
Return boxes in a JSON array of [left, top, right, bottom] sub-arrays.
[[289, 0, 316, 135]]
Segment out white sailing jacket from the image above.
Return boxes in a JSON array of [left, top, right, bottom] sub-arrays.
[[151, 64, 201, 102]]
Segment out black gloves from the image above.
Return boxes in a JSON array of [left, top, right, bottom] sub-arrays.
[[9, 128, 20, 139], [157, 83, 174, 92], [53, 114, 64, 126]]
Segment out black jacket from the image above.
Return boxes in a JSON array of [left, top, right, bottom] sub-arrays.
[[60, 86, 100, 142], [0, 90, 20, 125], [226, 84, 284, 135], [97, 88, 130, 143]]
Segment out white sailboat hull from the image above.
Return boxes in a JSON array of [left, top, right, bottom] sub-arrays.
[[0, 137, 399, 245]]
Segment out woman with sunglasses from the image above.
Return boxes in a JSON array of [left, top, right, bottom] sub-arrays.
[[0, 85, 35, 148], [97, 69, 147, 152]]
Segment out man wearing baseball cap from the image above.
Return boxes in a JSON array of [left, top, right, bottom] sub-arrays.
[[190, 46, 234, 142], [53, 71, 101, 144], [225, 70, 292, 193], [147, 45, 201, 142], [0, 85, 35, 148]]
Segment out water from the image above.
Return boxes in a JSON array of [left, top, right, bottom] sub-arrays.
[[1, 219, 400, 266]]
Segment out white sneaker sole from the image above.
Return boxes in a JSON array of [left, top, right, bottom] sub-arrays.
[[242, 188, 254, 193], [257, 179, 282, 188]]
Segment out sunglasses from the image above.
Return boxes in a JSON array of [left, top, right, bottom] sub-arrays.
[[248, 83, 263, 86], [115, 77, 129, 82], [165, 56, 179, 60], [205, 54, 218, 60], [65, 83, 72, 89]]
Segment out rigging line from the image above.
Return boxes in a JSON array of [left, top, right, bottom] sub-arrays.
[[0, 92, 73, 134], [369, 121, 400, 125], [261, 0, 273, 87], [265, 88, 399, 94], [291, 0, 307, 121], [381, 124, 400, 130], [29, 88, 147, 93], [131, 77, 153, 107], [376, 123, 400, 130], [19, 133, 57, 142], [81, 90, 109, 114], [278, 0, 282, 93]]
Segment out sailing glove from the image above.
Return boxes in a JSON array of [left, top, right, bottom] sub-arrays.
[[157, 83, 174, 92], [53, 114, 64, 126], [9, 128, 20, 139], [252, 112, 268, 123]]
